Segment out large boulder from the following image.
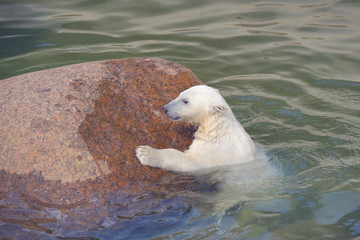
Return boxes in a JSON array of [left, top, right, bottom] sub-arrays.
[[0, 58, 203, 204]]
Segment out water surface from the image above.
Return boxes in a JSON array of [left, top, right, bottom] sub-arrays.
[[1, 0, 360, 239]]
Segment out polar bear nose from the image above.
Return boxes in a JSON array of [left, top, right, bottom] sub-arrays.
[[163, 105, 168, 114]]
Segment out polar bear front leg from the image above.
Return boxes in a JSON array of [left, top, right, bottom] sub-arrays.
[[136, 145, 195, 171]]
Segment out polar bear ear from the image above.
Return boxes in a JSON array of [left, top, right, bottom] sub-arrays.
[[212, 105, 228, 115]]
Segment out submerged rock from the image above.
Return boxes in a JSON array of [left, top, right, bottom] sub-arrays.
[[0, 58, 203, 204]]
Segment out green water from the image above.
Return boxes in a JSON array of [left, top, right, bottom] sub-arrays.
[[1, 0, 360, 239]]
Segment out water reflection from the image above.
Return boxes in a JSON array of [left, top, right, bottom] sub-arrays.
[[314, 191, 360, 225]]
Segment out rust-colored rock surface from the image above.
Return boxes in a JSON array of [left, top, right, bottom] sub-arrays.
[[0, 58, 203, 204]]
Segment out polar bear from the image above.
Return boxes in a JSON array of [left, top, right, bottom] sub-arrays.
[[136, 85, 255, 172]]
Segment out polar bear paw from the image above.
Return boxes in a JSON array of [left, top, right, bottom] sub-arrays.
[[136, 145, 160, 167]]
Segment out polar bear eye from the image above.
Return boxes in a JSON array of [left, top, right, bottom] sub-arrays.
[[182, 99, 189, 104]]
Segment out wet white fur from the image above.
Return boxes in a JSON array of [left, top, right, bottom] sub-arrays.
[[136, 85, 255, 172]]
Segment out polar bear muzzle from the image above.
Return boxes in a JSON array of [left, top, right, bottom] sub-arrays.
[[163, 103, 182, 121]]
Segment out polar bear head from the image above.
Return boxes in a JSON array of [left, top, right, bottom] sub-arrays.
[[163, 85, 230, 125]]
